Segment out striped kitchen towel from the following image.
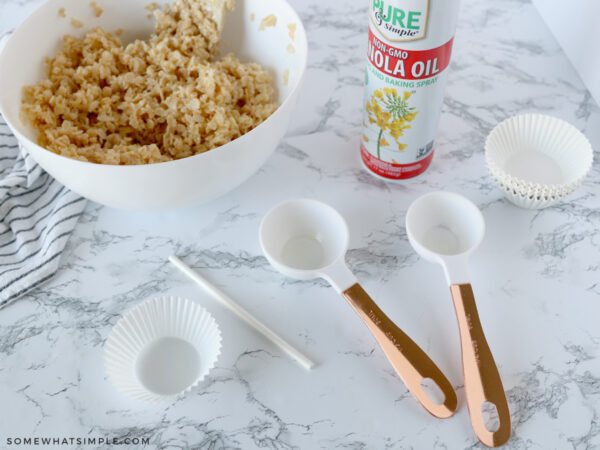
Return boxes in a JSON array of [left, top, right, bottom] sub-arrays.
[[0, 117, 86, 308]]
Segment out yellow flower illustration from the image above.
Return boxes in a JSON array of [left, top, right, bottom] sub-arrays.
[[405, 111, 417, 122], [389, 118, 410, 142], [365, 88, 418, 158], [371, 101, 383, 116], [376, 110, 391, 129], [363, 135, 369, 142]]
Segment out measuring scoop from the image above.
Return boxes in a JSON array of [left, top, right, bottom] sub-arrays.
[[259, 198, 457, 418], [406, 191, 511, 447]]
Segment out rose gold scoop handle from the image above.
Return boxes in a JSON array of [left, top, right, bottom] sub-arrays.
[[450, 284, 511, 447], [343, 283, 458, 418]]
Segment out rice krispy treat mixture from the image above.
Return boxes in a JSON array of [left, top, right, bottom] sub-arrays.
[[20, 0, 278, 165], [90, 2, 104, 18]]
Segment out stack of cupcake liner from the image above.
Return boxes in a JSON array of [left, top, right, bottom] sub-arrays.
[[485, 114, 593, 209]]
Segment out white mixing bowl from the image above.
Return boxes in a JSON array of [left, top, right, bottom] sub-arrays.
[[0, 0, 306, 210]]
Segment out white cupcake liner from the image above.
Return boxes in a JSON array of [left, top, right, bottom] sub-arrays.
[[485, 114, 593, 208], [489, 172, 566, 209], [104, 296, 222, 402]]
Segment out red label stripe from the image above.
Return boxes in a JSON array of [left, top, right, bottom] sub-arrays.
[[367, 30, 454, 80], [361, 142, 434, 180]]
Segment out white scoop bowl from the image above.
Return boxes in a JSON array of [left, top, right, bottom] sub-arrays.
[[405, 191, 485, 285], [260, 198, 458, 419], [406, 191, 511, 447]]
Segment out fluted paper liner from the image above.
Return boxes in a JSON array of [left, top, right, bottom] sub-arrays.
[[104, 296, 222, 402], [485, 114, 593, 209]]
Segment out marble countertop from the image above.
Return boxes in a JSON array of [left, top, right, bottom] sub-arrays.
[[1, 0, 599, 448]]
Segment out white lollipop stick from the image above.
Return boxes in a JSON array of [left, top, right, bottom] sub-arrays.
[[168, 255, 315, 371]]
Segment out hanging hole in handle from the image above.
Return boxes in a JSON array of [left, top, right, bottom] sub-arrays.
[[482, 401, 500, 432], [421, 378, 445, 405]]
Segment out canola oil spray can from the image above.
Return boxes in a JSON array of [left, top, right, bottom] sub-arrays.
[[361, 0, 460, 181]]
